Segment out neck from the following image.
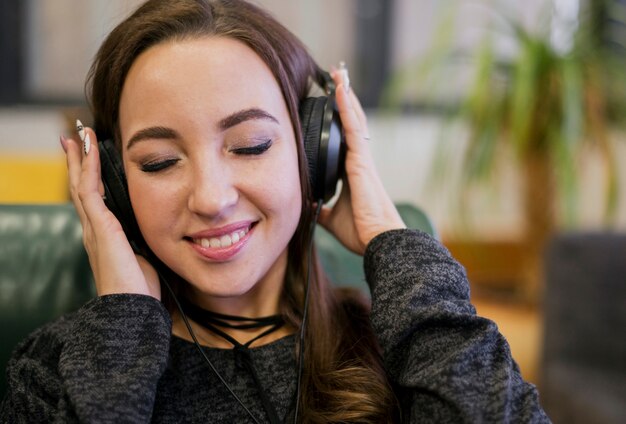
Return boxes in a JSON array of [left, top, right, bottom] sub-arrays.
[[187, 249, 288, 317], [188, 291, 281, 318], [170, 249, 293, 348]]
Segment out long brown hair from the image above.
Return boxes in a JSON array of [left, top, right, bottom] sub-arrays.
[[87, 0, 398, 421]]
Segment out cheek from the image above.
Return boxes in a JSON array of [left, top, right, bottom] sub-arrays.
[[127, 175, 150, 222], [127, 173, 183, 237], [281, 155, 304, 235], [265, 146, 303, 213]]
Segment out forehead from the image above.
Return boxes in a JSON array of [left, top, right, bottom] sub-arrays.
[[118, 36, 288, 135]]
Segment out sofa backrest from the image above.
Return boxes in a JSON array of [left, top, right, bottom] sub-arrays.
[[0, 202, 435, 398]]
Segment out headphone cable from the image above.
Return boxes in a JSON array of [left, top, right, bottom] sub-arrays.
[[293, 200, 323, 423], [157, 270, 263, 424], [153, 200, 322, 424]]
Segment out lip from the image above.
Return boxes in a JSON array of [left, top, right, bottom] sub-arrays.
[[186, 221, 255, 262]]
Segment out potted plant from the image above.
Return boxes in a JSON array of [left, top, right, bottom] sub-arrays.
[[384, 1, 625, 300]]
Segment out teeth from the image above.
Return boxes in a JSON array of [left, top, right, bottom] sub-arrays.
[[220, 234, 232, 247], [193, 227, 249, 249]]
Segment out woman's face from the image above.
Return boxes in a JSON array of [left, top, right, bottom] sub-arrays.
[[118, 36, 302, 313]]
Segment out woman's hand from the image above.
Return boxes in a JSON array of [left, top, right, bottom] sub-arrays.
[[61, 124, 161, 299], [316, 67, 406, 255]]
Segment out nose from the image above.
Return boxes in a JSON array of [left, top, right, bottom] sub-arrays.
[[187, 160, 239, 218]]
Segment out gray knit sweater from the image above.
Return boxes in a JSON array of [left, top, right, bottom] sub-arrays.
[[0, 229, 550, 423]]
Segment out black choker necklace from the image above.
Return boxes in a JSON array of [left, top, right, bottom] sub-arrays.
[[178, 297, 285, 349]]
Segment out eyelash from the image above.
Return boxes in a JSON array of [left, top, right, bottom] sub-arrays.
[[140, 158, 179, 173], [231, 139, 273, 155], [139, 140, 273, 173]]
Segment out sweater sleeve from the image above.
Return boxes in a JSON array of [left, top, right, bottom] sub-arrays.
[[1, 294, 172, 424], [364, 229, 550, 423]]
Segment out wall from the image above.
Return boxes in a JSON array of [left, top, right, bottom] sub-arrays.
[[3, 0, 624, 235], [23, 0, 355, 100]]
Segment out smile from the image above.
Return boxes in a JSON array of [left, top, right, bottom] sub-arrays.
[[191, 226, 250, 249]]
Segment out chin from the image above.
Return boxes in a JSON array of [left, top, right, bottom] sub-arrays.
[[183, 275, 258, 299]]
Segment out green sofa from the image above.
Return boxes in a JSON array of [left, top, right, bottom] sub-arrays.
[[0, 202, 435, 398]]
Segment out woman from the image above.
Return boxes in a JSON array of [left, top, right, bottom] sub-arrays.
[[1, 0, 549, 422]]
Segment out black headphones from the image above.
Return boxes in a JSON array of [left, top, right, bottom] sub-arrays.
[[299, 72, 346, 202], [98, 70, 345, 252]]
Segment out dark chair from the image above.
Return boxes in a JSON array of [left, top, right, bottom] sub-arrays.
[[315, 202, 437, 290], [0, 202, 435, 398], [0, 204, 96, 399], [541, 232, 626, 424]]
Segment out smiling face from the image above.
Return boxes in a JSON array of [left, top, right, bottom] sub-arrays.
[[118, 36, 302, 315]]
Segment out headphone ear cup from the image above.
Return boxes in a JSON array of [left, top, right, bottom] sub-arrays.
[[299, 97, 324, 199], [98, 139, 146, 253], [299, 96, 346, 202]]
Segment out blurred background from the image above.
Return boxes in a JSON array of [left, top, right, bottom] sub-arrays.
[[0, 0, 624, 422]]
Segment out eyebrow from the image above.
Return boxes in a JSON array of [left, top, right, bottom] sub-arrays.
[[125, 108, 279, 150], [126, 126, 179, 150], [219, 108, 279, 130]]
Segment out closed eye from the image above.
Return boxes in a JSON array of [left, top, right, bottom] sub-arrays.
[[140, 158, 180, 173], [230, 139, 273, 155]]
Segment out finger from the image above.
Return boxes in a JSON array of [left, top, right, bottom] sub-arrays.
[[330, 72, 360, 132], [64, 135, 89, 225], [77, 128, 110, 226], [330, 67, 370, 139], [348, 89, 369, 137]]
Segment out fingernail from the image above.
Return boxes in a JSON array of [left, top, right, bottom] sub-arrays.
[[59, 135, 68, 153], [339, 61, 350, 93], [76, 119, 85, 142], [83, 133, 91, 156]]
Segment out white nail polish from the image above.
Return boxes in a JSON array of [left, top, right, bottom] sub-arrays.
[[339, 61, 350, 92], [76, 119, 85, 142], [84, 133, 91, 155]]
